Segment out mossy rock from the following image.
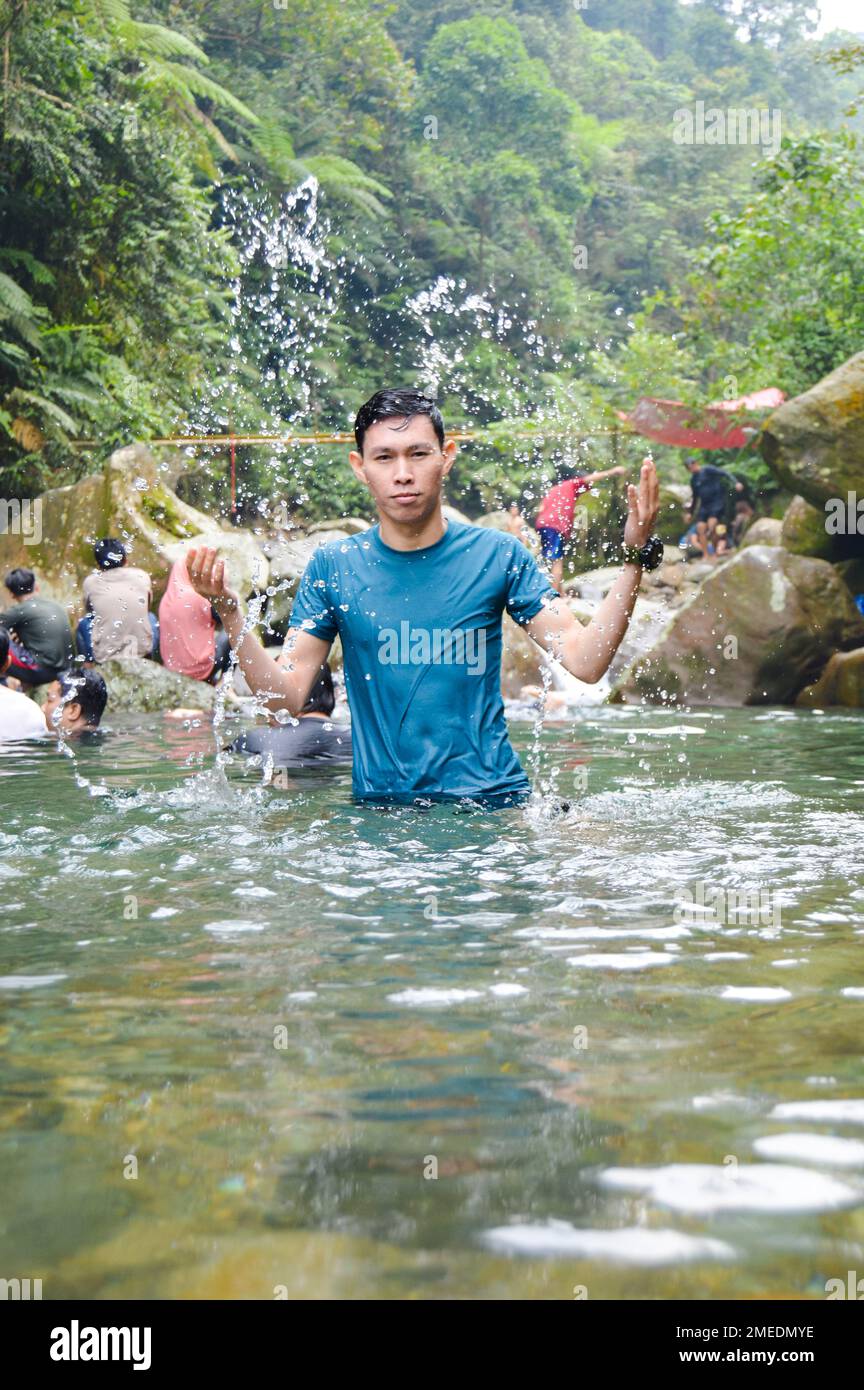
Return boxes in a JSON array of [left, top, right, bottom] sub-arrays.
[[0, 442, 269, 613], [100, 657, 217, 713], [611, 545, 864, 706], [796, 647, 864, 708], [740, 517, 782, 548], [761, 350, 864, 509], [781, 494, 862, 563]]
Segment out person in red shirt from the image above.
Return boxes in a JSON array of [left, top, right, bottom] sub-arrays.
[[535, 465, 626, 592]]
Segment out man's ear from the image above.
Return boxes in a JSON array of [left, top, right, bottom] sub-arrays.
[[441, 439, 457, 478], [348, 449, 367, 485]]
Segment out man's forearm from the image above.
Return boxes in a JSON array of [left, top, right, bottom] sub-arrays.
[[560, 562, 642, 684], [216, 597, 305, 713]]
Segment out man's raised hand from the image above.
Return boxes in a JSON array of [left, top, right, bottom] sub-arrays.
[[623, 456, 660, 551], [185, 546, 239, 610]]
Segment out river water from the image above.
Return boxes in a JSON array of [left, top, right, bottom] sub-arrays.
[[2, 706, 863, 1299]]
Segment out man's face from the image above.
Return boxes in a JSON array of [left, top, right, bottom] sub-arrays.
[[349, 415, 456, 526], [42, 681, 78, 730]]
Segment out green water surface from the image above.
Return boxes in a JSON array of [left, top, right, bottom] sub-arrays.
[[1, 706, 863, 1299]]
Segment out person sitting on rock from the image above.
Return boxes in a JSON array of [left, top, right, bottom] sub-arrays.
[[42, 668, 108, 736], [0, 625, 48, 741], [77, 539, 158, 663], [683, 457, 735, 559], [0, 568, 74, 687], [158, 556, 231, 685], [227, 662, 351, 768], [535, 464, 627, 592]]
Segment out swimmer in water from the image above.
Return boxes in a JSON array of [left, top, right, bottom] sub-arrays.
[[187, 388, 660, 807], [227, 662, 351, 767], [43, 669, 108, 736]]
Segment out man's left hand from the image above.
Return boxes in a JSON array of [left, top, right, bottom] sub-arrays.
[[623, 456, 660, 551]]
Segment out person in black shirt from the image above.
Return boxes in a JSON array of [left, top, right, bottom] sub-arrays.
[[1, 568, 74, 686], [228, 662, 351, 768], [684, 459, 735, 558]]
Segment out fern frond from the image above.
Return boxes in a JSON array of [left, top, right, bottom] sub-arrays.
[[118, 21, 209, 65], [154, 61, 258, 123], [0, 250, 55, 286]]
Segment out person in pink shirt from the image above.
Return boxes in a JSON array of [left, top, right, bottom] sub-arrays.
[[158, 557, 231, 684], [535, 464, 626, 592]]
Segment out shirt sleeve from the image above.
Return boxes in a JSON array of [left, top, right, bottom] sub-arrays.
[[288, 546, 339, 643], [503, 536, 558, 626], [0, 606, 16, 629]]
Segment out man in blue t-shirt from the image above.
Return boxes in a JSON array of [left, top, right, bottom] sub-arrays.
[[187, 389, 660, 805]]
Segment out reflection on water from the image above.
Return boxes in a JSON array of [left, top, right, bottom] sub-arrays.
[[1, 707, 864, 1299]]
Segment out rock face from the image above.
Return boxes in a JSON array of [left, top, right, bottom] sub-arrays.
[[0, 444, 269, 612], [796, 647, 864, 708], [99, 657, 217, 712], [760, 351, 864, 515], [781, 494, 860, 563], [740, 517, 782, 548], [611, 546, 864, 706], [262, 530, 353, 636]]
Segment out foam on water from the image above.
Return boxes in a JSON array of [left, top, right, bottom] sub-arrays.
[[481, 1222, 735, 1265], [770, 1100, 864, 1125], [599, 1163, 860, 1214], [753, 1133, 864, 1166]]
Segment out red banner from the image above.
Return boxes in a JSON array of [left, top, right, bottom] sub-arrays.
[[621, 388, 784, 449]]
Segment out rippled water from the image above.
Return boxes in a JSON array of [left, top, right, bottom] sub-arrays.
[[2, 707, 864, 1299]]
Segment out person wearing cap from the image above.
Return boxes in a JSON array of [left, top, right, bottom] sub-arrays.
[[77, 539, 158, 663]]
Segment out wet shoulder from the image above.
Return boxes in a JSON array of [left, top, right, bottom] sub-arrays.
[[313, 529, 376, 565], [450, 520, 523, 566]]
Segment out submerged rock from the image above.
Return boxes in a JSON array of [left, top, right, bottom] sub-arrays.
[[610, 546, 864, 706], [99, 657, 217, 712]]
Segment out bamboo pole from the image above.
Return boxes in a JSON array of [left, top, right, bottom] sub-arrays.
[[69, 426, 633, 449]]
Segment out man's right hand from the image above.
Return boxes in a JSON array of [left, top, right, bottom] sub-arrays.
[[185, 546, 240, 612]]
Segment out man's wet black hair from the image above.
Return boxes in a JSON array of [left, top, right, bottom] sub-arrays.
[[59, 669, 108, 727], [302, 663, 336, 717], [354, 388, 445, 453], [683, 456, 701, 469], [4, 567, 35, 596], [94, 538, 127, 571], [0, 625, 9, 668]]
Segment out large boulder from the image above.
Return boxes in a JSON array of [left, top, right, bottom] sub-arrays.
[[780, 494, 860, 563], [796, 647, 864, 708], [0, 443, 269, 612], [262, 530, 352, 637], [760, 351, 864, 519], [610, 546, 864, 706], [740, 517, 782, 548], [98, 657, 217, 712]]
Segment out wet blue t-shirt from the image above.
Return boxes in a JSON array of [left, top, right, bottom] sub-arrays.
[[288, 519, 556, 804]]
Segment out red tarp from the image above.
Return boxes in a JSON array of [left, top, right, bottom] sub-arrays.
[[621, 388, 785, 450]]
